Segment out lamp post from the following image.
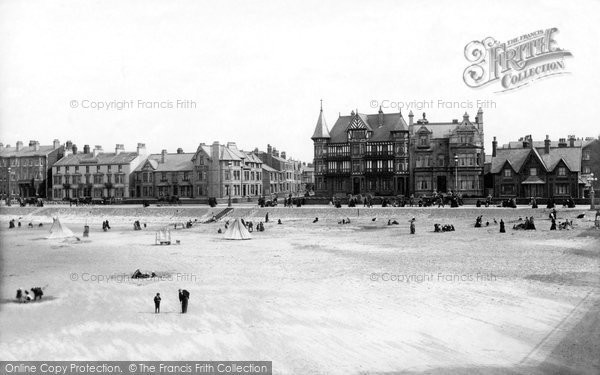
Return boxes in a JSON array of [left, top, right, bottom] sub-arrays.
[[590, 173, 597, 210], [228, 162, 232, 207], [7, 167, 12, 204], [454, 154, 459, 193]]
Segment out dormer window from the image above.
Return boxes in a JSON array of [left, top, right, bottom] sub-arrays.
[[418, 134, 429, 147]]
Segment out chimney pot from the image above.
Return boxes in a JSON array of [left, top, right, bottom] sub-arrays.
[[177, 148, 183, 154]]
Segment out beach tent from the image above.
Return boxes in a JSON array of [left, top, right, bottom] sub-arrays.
[[47, 217, 76, 239], [155, 227, 171, 245], [224, 218, 252, 240]]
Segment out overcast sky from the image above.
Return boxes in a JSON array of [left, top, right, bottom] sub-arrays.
[[1, 0, 598, 162]]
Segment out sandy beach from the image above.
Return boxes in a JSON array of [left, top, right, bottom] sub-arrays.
[[0, 205, 598, 374]]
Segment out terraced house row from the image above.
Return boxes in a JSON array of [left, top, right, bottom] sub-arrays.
[[0, 138, 310, 202]]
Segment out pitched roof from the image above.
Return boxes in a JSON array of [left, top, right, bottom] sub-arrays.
[[54, 152, 139, 166], [328, 111, 408, 143], [0, 145, 57, 157], [262, 164, 279, 172], [311, 108, 330, 139], [490, 145, 581, 174], [134, 153, 194, 172]]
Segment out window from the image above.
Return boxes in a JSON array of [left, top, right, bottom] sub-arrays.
[[554, 184, 569, 195], [183, 172, 189, 181], [557, 167, 567, 176], [86, 166, 90, 173], [118, 165, 123, 173], [161, 173, 167, 181], [529, 168, 537, 176], [583, 150, 590, 160], [437, 155, 445, 167], [501, 184, 514, 195], [94, 174, 103, 184], [107, 165, 112, 172], [583, 166, 592, 174], [504, 169, 512, 177], [416, 176, 430, 190]]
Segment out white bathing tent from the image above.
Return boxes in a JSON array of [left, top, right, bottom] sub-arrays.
[[47, 217, 76, 239], [223, 218, 252, 240]]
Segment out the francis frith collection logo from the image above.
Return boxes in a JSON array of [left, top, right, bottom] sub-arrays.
[[463, 28, 572, 92]]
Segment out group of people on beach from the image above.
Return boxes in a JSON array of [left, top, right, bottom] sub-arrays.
[[15, 287, 44, 303], [8, 219, 43, 229], [153, 289, 190, 314]]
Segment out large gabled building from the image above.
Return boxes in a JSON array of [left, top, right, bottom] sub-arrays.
[[311, 105, 410, 197], [191, 141, 263, 199], [489, 135, 583, 199], [409, 110, 485, 197]]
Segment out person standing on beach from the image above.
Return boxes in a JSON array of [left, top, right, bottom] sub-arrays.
[[410, 218, 415, 234], [179, 289, 189, 313], [499, 219, 506, 233], [154, 293, 161, 313]]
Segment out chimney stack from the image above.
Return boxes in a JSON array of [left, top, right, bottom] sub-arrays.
[[53, 139, 60, 149], [568, 135, 575, 147], [558, 138, 567, 148], [72, 144, 78, 154], [136, 143, 147, 155], [161, 149, 167, 163], [115, 144, 124, 155], [267, 144, 272, 155], [408, 110, 414, 126], [492, 136, 497, 157], [177, 148, 183, 154], [378, 106, 384, 127], [83, 144, 90, 154], [281, 151, 286, 159], [66, 140, 73, 150], [29, 140, 40, 151], [544, 135, 551, 154], [16, 141, 23, 151], [92, 145, 102, 157]]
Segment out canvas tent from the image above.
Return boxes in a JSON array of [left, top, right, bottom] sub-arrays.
[[47, 217, 76, 239], [224, 218, 252, 240]]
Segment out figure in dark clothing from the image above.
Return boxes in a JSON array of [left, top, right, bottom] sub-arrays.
[[528, 216, 536, 230], [31, 287, 43, 300], [9, 219, 15, 229], [16, 288, 22, 302], [278, 219, 282, 225], [499, 219, 506, 233], [179, 289, 189, 313], [474, 216, 483, 228], [154, 293, 161, 313], [531, 197, 538, 209], [550, 218, 556, 230], [410, 218, 416, 234], [313, 217, 318, 223], [265, 213, 269, 223]]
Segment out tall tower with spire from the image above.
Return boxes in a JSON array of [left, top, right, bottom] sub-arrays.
[[311, 100, 331, 195]]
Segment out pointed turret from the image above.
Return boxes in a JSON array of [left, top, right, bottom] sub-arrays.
[[311, 101, 330, 139]]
